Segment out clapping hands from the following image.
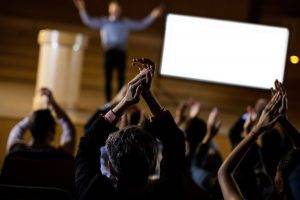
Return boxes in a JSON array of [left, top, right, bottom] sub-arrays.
[[252, 80, 286, 134]]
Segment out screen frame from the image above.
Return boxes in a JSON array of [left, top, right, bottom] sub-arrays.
[[158, 13, 290, 91]]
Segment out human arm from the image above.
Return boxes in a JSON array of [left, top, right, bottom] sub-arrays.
[[218, 84, 282, 200], [75, 71, 148, 197], [133, 58, 186, 178], [6, 117, 30, 152], [194, 107, 221, 167], [73, 0, 105, 29], [84, 86, 127, 131], [274, 81, 300, 149], [125, 5, 163, 31], [41, 88, 76, 155]]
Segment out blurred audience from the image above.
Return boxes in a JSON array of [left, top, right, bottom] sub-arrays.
[[218, 80, 300, 200], [0, 59, 299, 200], [6, 88, 76, 155]]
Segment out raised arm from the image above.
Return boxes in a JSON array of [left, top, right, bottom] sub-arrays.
[[133, 58, 186, 178], [194, 107, 221, 167], [41, 88, 76, 155], [218, 82, 283, 200], [275, 81, 300, 149], [125, 6, 163, 31], [75, 68, 148, 198], [6, 117, 30, 152], [73, 0, 105, 29]]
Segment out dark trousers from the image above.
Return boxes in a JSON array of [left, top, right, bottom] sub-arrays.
[[104, 48, 126, 102]]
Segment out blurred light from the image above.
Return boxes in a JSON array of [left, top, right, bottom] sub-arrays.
[[52, 43, 58, 49], [73, 44, 80, 51], [290, 55, 299, 64]]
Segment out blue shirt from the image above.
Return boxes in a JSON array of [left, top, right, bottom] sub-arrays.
[[79, 10, 156, 50]]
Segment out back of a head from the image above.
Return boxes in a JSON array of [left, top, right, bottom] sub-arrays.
[[29, 109, 56, 142], [261, 129, 284, 177], [106, 126, 158, 186], [255, 98, 267, 116], [106, 126, 158, 184]]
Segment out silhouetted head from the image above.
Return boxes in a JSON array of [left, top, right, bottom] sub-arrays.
[[106, 126, 158, 187], [108, 1, 122, 19], [29, 109, 56, 144], [255, 98, 267, 116], [261, 128, 284, 178], [275, 149, 300, 199], [185, 117, 207, 155]]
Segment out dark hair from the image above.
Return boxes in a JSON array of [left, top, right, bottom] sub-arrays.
[[261, 129, 284, 177], [29, 109, 56, 141], [106, 126, 158, 184]]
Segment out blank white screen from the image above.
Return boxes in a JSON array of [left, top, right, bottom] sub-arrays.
[[160, 14, 289, 89]]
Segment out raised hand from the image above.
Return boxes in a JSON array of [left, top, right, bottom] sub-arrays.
[[123, 77, 143, 106], [111, 71, 147, 117], [73, 0, 85, 10], [175, 100, 188, 125], [132, 58, 155, 94], [40, 87, 56, 107], [253, 86, 282, 133], [150, 5, 164, 18], [207, 107, 221, 138], [188, 100, 201, 119], [277, 81, 288, 118]]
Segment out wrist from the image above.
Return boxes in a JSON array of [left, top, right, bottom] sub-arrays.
[[112, 99, 128, 117], [142, 90, 152, 98], [278, 115, 288, 124], [250, 126, 262, 138]]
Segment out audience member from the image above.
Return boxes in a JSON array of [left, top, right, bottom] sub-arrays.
[[75, 58, 199, 200], [218, 80, 300, 200], [6, 88, 76, 155]]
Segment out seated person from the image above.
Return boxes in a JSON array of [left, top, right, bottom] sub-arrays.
[[191, 108, 223, 199], [218, 80, 300, 200], [228, 98, 267, 148], [75, 58, 208, 200], [6, 87, 76, 155]]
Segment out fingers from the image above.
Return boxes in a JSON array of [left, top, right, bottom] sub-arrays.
[[271, 87, 275, 97], [132, 58, 155, 72], [208, 107, 220, 126], [40, 87, 51, 96], [128, 68, 148, 85], [265, 87, 281, 111], [268, 92, 282, 117]]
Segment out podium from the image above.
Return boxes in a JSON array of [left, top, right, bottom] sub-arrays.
[[33, 29, 88, 110]]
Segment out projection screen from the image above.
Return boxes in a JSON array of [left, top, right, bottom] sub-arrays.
[[160, 14, 289, 89]]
